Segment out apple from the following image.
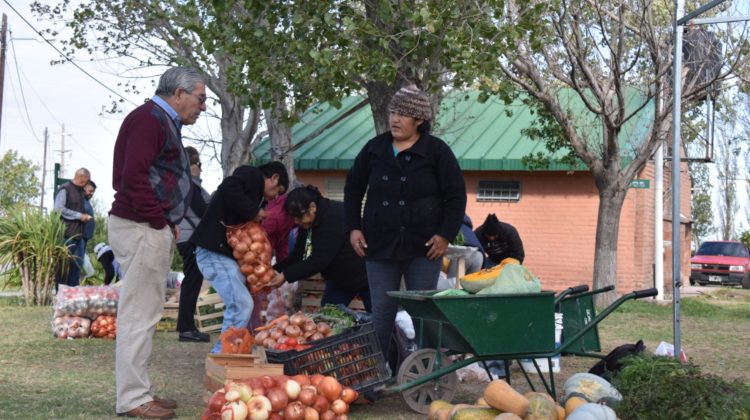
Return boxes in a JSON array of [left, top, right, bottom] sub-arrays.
[[221, 401, 249, 420]]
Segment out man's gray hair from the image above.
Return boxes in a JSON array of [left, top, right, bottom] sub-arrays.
[[75, 168, 91, 177], [155, 67, 204, 96]]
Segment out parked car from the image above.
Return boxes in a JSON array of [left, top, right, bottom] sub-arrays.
[[690, 241, 750, 288]]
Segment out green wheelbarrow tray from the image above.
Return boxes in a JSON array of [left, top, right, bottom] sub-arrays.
[[386, 286, 657, 413]]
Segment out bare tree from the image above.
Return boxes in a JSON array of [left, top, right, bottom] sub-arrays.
[[479, 0, 747, 303]]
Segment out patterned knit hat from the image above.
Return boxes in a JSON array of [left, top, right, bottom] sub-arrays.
[[388, 85, 433, 121]]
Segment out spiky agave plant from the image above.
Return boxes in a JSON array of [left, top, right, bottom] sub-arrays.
[[0, 206, 71, 305]]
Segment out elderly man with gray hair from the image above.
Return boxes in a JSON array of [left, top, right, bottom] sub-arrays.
[[54, 167, 92, 288], [108, 67, 206, 419]]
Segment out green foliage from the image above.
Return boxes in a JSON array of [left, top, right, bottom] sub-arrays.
[[0, 206, 70, 305], [613, 354, 750, 420], [690, 162, 715, 249], [0, 150, 40, 211], [740, 231, 750, 248]]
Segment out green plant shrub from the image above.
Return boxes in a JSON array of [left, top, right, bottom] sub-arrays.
[[0, 206, 71, 305], [613, 353, 750, 419]]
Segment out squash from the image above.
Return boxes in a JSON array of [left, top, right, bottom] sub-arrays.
[[565, 403, 617, 420], [564, 396, 588, 416], [555, 404, 566, 420], [494, 414, 523, 420], [483, 380, 530, 417], [435, 407, 452, 420], [449, 407, 501, 420], [523, 392, 555, 403], [460, 265, 503, 292], [475, 397, 490, 407], [448, 404, 474, 418], [525, 393, 557, 420], [430, 400, 454, 420], [562, 373, 622, 403]]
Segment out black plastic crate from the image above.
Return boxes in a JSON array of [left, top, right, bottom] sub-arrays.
[[265, 322, 389, 393]]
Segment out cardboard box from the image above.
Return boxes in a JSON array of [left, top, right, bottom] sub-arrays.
[[204, 354, 284, 393]]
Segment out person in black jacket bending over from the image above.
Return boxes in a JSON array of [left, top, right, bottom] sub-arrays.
[[474, 213, 525, 267], [190, 162, 288, 354], [269, 185, 371, 312], [344, 84, 467, 363]]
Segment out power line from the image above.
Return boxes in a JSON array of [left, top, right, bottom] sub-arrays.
[[2, 0, 137, 107], [66, 132, 107, 167], [8, 29, 40, 142]]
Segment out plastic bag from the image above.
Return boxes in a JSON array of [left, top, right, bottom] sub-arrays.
[[53, 285, 119, 318], [476, 262, 541, 295], [81, 254, 95, 278], [52, 315, 91, 339], [220, 326, 253, 354]]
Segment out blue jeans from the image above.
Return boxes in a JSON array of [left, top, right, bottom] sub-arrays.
[[196, 247, 254, 353], [58, 237, 85, 287], [366, 257, 441, 360]]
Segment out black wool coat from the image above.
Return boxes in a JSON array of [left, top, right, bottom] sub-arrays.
[[274, 199, 368, 293], [344, 131, 467, 261], [190, 165, 265, 258]]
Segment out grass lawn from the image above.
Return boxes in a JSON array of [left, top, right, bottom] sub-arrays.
[[0, 288, 748, 419]]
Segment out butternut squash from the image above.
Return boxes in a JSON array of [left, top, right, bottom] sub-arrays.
[[449, 407, 501, 420], [475, 397, 490, 407], [556, 404, 566, 420], [483, 380, 530, 417]]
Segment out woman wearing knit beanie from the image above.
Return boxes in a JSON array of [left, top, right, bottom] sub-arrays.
[[343, 84, 467, 374]]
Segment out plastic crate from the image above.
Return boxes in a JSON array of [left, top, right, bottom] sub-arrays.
[[265, 323, 388, 392]]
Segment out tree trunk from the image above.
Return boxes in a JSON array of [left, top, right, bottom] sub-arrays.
[[364, 81, 398, 135], [265, 109, 297, 184], [592, 183, 628, 306], [217, 95, 260, 177]]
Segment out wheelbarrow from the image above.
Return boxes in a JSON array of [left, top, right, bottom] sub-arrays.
[[386, 285, 658, 413]]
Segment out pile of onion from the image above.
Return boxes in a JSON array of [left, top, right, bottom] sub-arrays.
[[226, 221, 275, 294], [90, 315, 117, 339], [255, 312, 334, 350], [202, 375, 358, 420]]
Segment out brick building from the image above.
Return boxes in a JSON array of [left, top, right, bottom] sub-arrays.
[[254, 92, 692, 294]]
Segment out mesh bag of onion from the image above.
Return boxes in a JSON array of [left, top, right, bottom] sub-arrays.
[[226, 221, 275, 294]]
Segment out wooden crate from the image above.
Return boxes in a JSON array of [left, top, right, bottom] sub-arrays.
[[296, 279, 366, 312], [204, 354, 284, 393], [195, 292, 225, 333]]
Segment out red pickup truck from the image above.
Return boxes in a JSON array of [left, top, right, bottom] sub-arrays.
[[690, 241, 750, 289]]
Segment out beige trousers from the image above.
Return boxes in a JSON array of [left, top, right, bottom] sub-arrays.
[[109, 215, 173, 413]]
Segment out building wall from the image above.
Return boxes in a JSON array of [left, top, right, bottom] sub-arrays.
[[295, 164, 690, 294]]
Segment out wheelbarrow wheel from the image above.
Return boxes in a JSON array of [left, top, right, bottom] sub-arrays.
[[397, 348, 458, 414]]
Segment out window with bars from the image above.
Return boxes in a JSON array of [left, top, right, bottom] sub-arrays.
[[477, 180, 521, 202], [325, 179, 346, 202]]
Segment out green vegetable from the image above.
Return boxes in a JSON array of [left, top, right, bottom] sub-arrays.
[[452, 231, 466, 246]]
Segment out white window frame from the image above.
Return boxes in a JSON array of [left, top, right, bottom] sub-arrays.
[[477, 180, 521, 202]]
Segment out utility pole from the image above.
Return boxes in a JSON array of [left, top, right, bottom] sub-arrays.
[[40, 127, 48, 213], [54, 124, 71, 177], [0, 14, 7, 140]]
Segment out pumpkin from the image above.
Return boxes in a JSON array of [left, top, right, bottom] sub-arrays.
[[447, 403, 474, 418], [483, 380, 529, 417], [449, 406, 500, 420], [556, 404, 566, 420], [564, 396, 588, 416], [460, 266, 503, 292], [525, 393, 558, 420], [494, 414, 523, 420], [429, 400, 453, 420], [562, 373, 622, 403], [565, 403, 617, 420]]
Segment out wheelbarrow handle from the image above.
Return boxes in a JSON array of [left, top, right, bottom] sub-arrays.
[[568, 285, 589, 294], [633, 288, 658, 299]]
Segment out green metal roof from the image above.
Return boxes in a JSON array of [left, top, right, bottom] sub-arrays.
[[252, 90, 654, 171]]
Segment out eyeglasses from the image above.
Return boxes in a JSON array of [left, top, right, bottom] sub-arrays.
[[186, 91, 207, 104]]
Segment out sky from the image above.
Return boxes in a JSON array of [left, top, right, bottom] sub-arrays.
[[0, 1, 224, 214]]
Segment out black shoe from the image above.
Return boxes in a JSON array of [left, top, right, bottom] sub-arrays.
[[178, 330, 210, 342]]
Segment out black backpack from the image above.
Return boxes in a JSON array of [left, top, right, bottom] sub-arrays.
[[589, 340, 646, 381]]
